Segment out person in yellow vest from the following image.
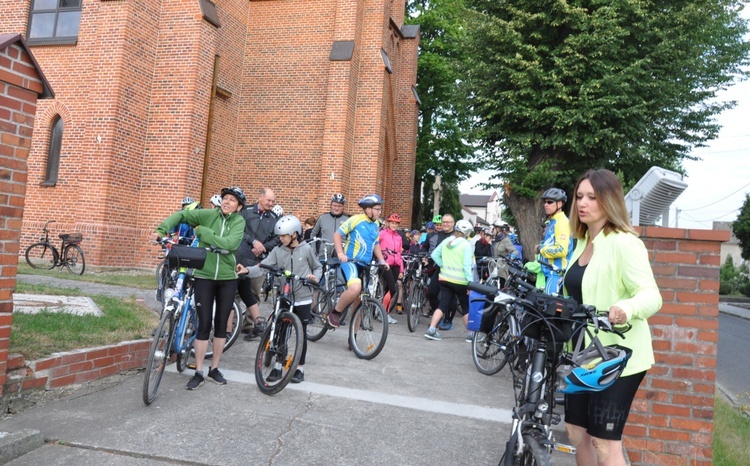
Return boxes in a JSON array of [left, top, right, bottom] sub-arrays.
[[424, 219, 475, 341]]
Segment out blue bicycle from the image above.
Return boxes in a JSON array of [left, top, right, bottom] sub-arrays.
[[143, 240, 235, 405]]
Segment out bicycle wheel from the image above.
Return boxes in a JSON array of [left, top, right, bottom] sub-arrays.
[[349, 297, 388, 360], [175, 307, 195, 373], [307, 288, 330, 342], [204, 298, 243, 358], [143, 310, 174, 405], [472, 318, 513, 375], [63, 244, 85, 275], [255, 311, 303, 395], [25, 243, 58, 270], [500, 433, 551, 466], [155, 259, 175, 305], [406, 282, 423, 332]]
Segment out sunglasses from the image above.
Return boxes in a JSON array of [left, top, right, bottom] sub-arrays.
[[544, 200, 557, 205]]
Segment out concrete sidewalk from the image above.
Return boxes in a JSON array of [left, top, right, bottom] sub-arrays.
[[2, 276, 578, 465]]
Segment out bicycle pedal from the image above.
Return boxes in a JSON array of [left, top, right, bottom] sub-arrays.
[[553, 443, 576, 455], [187, 363, 196, 370]]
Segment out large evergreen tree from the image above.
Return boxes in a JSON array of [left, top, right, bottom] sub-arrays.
[[462, 0, 750, 258], [733, 194, 750, 261], [406, 0, 478, 227]]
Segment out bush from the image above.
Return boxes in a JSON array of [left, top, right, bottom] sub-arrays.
[[739, 281, 750, 297], [720, 281, 733, 295]]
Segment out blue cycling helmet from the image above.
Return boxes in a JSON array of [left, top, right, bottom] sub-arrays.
[[221, 186, 246, 207], [426, 221, 435, 229], [358, 194, 383, 208], [557, 342, 632, 395]]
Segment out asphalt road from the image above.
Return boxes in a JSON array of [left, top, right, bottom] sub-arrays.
[[717, 308, 750, 403]]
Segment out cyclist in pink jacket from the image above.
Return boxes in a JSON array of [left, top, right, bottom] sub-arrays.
[[379, 213, 404, 322]]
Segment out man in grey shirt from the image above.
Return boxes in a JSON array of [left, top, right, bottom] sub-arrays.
[[310, 193, 349, 258]]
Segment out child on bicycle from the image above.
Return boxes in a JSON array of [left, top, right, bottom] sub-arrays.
[[238, 215, 321, 383], [150, 187, 246, 390]]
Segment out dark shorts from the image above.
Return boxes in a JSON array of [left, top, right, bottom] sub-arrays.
[[564, 371, 646, 440], [437, 280, 469, 316]]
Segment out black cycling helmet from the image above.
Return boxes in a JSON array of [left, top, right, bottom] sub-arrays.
[[541, 188, 567, 203], [358, 194, 383, 208], [331, 193, 346, 204], [220, 186, 246, 207]]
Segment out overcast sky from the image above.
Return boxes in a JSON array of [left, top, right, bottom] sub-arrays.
[[460, 66, 750, 232]]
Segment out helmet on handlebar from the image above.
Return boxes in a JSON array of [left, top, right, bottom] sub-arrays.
[[220, 187, 246, 207], [556, 340, 632, 395], [181, 196, 195, 207], [331, 193, 346, 204], [275, 215, 303, 237], [541, 188, 567, 203], [210, 194, 222, 207], [272, 204, 284, 217]]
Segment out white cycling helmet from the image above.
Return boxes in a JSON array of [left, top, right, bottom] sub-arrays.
[[272, 204, 284, 217], [275, 215, 302, 237], [455, 219, 474, 236], [210, 194, 222, 207]]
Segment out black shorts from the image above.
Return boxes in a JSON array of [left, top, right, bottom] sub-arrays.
[[564, 371, 646, 440]]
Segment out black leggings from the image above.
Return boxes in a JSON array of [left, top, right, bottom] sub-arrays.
[[294, 303, 311, 366], [193, 278, 238, 340], [381, 267, 400, 313], [428, 267, 457, 322]]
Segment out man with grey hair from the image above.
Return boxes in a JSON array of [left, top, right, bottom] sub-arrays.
[[236, 188, 280, 336]]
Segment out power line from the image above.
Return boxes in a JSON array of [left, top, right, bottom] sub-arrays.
[[679, 182, 750, 212]]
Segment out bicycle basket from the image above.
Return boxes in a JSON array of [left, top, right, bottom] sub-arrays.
[[167, 245, 207, 270], [523, 291, 578, 342], [59, 233, 83, 244]]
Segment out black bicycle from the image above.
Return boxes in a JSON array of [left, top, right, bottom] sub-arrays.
[[468, 281, 630, 466], [25, 220, 86, 275], [401, 252, 430, 332], [255, 264, 308, 395]]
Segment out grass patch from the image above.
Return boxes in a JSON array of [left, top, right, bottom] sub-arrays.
[[17, 262, 156, 289], [714, 395, 750, 466], [10, 286, 157, 360]]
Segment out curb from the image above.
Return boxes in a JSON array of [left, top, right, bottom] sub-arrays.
[[0, 428, 44, 464]]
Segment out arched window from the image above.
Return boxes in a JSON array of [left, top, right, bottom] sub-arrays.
[[43, 116, 63, 185]]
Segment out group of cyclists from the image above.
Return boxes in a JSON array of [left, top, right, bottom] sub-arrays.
[[151, 172, 661, 466]]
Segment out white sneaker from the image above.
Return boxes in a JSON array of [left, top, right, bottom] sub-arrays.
[[387, 315, 398, 324]]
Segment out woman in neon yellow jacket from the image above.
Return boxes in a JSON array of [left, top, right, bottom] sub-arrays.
[[562, 169, 662, 466]]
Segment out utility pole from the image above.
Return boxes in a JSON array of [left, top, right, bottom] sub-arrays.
[[432, 174, 443, 218]]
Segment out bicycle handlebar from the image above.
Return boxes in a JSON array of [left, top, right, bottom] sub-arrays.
[[258, 263, 321, 289], [152, 237, 230, 255]]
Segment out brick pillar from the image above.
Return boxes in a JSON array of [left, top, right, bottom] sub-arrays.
[[0, 34, 53, 397], [626, 227, 728, 465]]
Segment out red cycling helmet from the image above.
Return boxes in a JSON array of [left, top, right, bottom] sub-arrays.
[[387, 213, 401, 223]]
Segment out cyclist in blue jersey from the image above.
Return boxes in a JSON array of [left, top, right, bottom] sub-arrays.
[[171, 197, 201, 244], [537, 187, 574, 294], [327, 194, 389, 328]]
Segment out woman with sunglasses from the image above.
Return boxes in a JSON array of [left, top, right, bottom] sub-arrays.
[[537, 187, 573, 294]]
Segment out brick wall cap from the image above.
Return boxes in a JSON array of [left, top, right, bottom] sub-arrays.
[[0, 33, 55, 98]]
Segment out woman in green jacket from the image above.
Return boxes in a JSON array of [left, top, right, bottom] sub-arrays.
[[563, 169, 662, 466], [150, 187, 247, 391]]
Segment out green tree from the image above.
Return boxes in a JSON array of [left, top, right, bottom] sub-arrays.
[[406, 0, 478, 228], [462, 0, 750, 259], [733, 194, 750, 261]]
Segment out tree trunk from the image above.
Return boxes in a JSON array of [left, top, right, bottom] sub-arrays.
[[411, 177, 423, 230], [504, 190, 544, 262]]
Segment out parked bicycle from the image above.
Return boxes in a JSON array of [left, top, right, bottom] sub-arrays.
[[401, 252, 430, 332], [254, 264, 308, 395], [468, 281, 631, 466], [143, 239, 240, 405], [307, 238, 345, 341], [25, 220, 86, 275]]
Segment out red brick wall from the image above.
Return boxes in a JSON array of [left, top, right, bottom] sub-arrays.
[[624, 227, 727, 465], [0, 37, 48, 397], [2, 0, 419, 268]]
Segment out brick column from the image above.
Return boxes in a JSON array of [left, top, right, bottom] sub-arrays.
[[0, 34, 53, 397], [626, 227, 728, 465]]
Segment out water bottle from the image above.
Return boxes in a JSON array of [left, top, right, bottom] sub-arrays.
[[174, 274, 184, 292]]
